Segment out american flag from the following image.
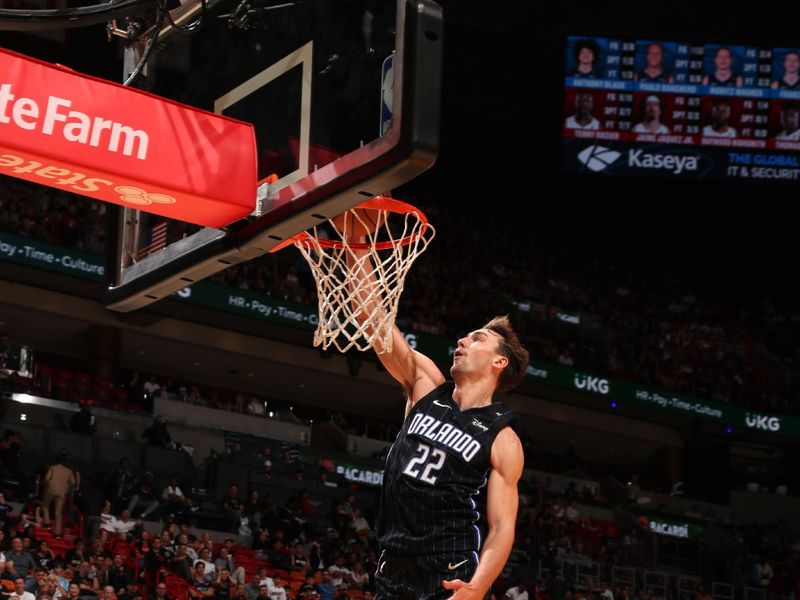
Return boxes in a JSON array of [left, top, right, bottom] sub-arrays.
[[137, 221, 168, 259]]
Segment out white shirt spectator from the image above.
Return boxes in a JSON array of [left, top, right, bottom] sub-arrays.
[[566, 505, 581, 522], [247, 397, 265, 416], [163, 485, 185, 501], [13, 592, 36, 600], [259, 578, 286, 600], [505, 587, 529, 600], [199, 559, 216, 577], [328, 565, 352, 587]]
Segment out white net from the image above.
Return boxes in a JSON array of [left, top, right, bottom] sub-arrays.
[[293, 199, 435, 353]]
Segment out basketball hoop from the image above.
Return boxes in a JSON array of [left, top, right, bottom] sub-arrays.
[[281, 197, 435, 354]]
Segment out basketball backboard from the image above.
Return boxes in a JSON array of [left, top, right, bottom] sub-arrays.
[[106, 0, 442, 311]]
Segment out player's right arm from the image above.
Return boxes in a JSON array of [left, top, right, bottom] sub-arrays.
[[373, 326, 445, 417], [341, 211, 445, 413]]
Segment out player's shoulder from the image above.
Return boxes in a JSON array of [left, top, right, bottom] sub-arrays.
[[491, 427, 524, 478], [494, 426, 521, 449]]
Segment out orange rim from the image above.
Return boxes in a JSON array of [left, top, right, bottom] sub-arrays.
[[271, 197, 431, 252]]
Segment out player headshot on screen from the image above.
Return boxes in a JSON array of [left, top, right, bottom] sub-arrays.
[[633, 95, 670, 134], [771, 51, 800, 89], [703, 99, 737, 137], [775, 103, 800, 140], [564, 93, 600, 130], [636, 42, 674, 83], [572, 39, 600, 77], [702, 47, 743, 86]]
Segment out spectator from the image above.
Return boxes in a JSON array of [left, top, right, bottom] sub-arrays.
[[41, 451, 76, 538], [162, 478, 191, 522], [222, 485, 243, 534], [110, 459, 136, 514], [69, 405, 96, 436], [127, 473, 159, 520], [11, 577, 35, 600], [141, 417, 171, 448], [149, 583, 171, 600], [505, 584, 529, 600], [314, 572, 334, 600], [7, 539, 35, 580]]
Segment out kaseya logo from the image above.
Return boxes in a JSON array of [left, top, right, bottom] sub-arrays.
[[745, 413, 781, 432], [576, 145, 701, 175], [577, 145, 621, 172]]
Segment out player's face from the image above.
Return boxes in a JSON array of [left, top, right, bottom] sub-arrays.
[[785, 53, 800, 74], [644, 100, 661, 120], [578, 47, 594, 65], [451, 329, 504, 380], [576, 94, 593, 114], [715, 48, 732, 70], [784, 109, 799, 130], [713, 103, 731, 124], [646, 45, 663, 68]]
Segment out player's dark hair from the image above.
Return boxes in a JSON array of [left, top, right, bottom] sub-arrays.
[[483, 316, 529, 393], [573, 39, 600, 63]]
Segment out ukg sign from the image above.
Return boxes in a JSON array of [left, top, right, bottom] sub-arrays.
[[0, 48, 257, 228]]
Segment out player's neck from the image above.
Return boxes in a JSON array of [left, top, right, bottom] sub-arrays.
[[451, 379, 495, 411]]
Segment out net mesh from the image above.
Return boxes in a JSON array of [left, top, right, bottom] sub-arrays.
[[293, 199, 435, 353]]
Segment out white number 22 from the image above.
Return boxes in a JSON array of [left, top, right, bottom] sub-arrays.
[[402, 442, 446, 484]]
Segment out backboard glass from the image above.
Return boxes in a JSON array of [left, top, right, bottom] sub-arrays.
[[107, 0, 442, 311]]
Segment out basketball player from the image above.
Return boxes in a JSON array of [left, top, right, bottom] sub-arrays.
[[340, 213, 528, 600], [702, 47, 743, 86], [635, 42, 674, 83], [775, 103, 800, 140], [702, 99, 737, 138], [633, 95, 670, 134], [564, 93, 600, 130], [771, 51, 800, 89]]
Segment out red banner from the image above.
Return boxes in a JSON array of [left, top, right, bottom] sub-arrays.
[[0, 48, 257, 228]]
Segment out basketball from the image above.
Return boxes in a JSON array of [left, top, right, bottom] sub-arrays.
[[332, 207, 383, 239]]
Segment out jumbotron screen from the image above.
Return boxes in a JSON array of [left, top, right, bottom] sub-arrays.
[[561, 36, 800, 182]]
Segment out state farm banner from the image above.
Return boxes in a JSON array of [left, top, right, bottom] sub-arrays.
[[0, 48, 257, 228]]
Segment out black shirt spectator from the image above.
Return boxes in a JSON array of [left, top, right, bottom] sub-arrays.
[[142, 417, 171, 447], [65, 541, 87, 570], [111, 459, 137, 511], [70, 405, 97, 435], [107, 556, 130, 591]]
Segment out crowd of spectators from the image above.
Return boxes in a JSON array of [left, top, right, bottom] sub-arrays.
[[1, 176, 799, 415], [2, 437, 799, 600], [0, 177, 106, 256]]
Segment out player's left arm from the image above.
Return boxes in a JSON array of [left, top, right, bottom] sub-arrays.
[[443, 426, 524, 599]]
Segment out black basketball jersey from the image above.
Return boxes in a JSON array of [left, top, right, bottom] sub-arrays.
[[638, 70, 670, 83], [708, 72, 736, 86], [377, 382, 515, 557]]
